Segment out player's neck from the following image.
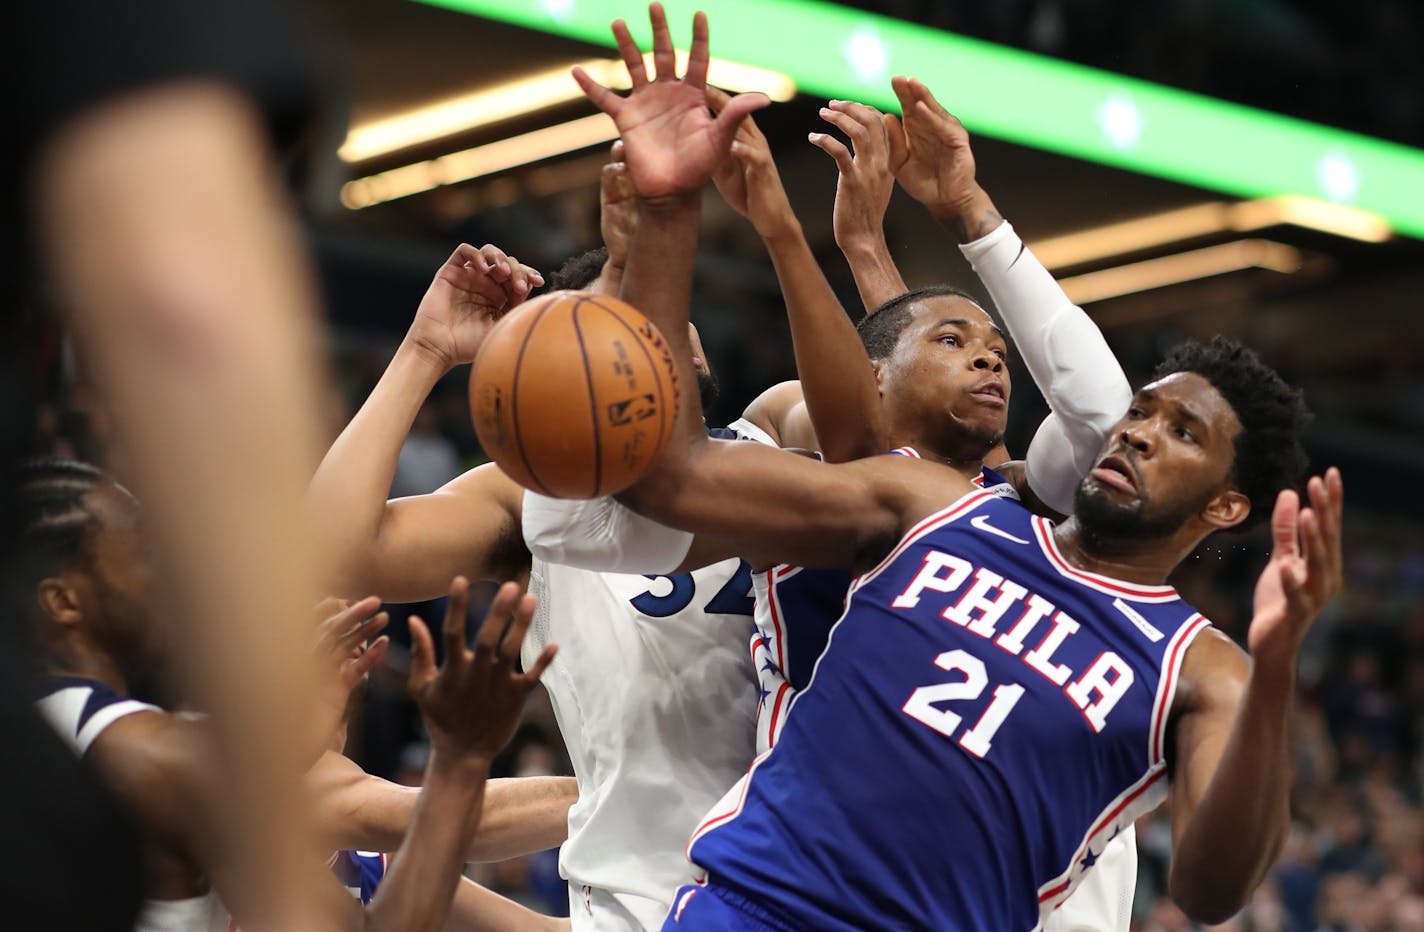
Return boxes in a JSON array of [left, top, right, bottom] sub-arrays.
[[902, 444, 984, 482], [45, 637, 129, 697], [1051, 517, 1190, 587]]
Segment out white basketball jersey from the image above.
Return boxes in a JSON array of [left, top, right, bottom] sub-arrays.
[[523, 557, 758, 931]]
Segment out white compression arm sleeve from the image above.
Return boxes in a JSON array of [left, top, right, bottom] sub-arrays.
[[521, 490, 693, 574], [960, 221, 1131, 514]]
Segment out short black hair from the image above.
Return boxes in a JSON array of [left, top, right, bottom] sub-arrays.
[[545, 247, 609, 292], [856, 285, 981, 361], [1152, 337, 1310, 529], [7, 458, 110, 614]]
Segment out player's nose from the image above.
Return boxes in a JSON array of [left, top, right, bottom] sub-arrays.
[[970, 348, 1002, 372]]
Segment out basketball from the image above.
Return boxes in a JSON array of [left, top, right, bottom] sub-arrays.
[[469, 290, 680, 499]]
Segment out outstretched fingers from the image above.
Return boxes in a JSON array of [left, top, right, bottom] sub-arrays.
[[1269, 489, 1302, 562], [407, 614, 436, 692], [442, 575, 472, 667], [649, 3, 676, 81], [710, 91, 771, 153], [498, 594, 540, 666], [572, 65, 624, 117], [685, 10, 710, 88], [343, 632, 390, 686], [611, 18, 648, 86], [474, 581, 521, 662], [808, 130, 855, 174]]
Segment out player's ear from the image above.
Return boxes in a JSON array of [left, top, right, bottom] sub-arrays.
[[37, 576, 84, 628], [1201, 488, 1250, 531], [871, 359, 886, 395]]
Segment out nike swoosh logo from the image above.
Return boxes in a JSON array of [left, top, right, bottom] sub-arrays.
[[970, 514, 1030, 545]]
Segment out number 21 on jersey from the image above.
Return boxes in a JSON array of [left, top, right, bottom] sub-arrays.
[[902, 649, 1025, 758]]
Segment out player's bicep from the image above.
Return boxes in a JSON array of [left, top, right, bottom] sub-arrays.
[[362, 465, 526, 601], [1166, 631, 1249, 839]]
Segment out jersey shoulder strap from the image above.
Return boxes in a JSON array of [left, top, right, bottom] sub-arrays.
[[35, 676, 160, 756]]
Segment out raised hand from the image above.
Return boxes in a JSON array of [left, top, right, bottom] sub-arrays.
[[810, 99, 899, 254], [407, 243, 544, 370], [407, 577, 557, 763], [600, 142, 638, 272], [1249, 468, 1344, 674], [311, 596, 391, 753], [888, 76, 1000, 242], [572, 3, 769, 204], [707, 86, 797, 240]]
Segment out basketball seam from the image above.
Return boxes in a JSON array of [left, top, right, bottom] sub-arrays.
[[592, 299, 671, 467], [510, 300, 556, 496], [570, 299, 603, 499]]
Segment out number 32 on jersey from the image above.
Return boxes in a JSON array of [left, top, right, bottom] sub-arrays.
[[630, 561, 755, 618]]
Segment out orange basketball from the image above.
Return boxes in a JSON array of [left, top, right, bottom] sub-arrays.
[[469, 290, 680, 499]]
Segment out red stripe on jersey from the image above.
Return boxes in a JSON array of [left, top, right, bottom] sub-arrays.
[[852, 489, 997, 594], [1150, 614, 1209, 765], [767, 578, 790, 677], [1038, 767, 1166, 903], [688, 753, 767, 849], [1032, 517, 1179, 601], [765, 682, 792, 749]]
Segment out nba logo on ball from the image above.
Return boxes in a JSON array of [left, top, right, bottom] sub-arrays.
[[469, 291, 679, 499]]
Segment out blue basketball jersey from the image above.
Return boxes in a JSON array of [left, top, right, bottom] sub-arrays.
[[330, 850, 387, 905], [692, 492, 1210, 931], [751, 451, 1019, 753]]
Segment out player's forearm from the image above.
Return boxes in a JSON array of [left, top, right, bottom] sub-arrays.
[[364, 751, 490, 932], [308, 340, 448, 592], [957, 213, 1130, 513], [839, 236, 909, 315], [443, 877, 564, 932], [625, 439, 885, 571], [763, 225, 888, 462], [464, 777, 574, 861], [621, 195, 705, 457], [1169, 665, 1294, 923]]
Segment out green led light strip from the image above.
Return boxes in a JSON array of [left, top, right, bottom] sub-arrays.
[[415, 0, 1424, 239]]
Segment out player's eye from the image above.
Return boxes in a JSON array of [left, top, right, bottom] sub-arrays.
[[1176, 426, 1197, 443], [992, 348, 1006, 360], [1127, 406, 1145, 419], [938, 334, 960, 346]]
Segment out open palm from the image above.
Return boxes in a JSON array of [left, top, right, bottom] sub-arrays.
[[572, 3, 768, 203], [1248, 469, 1344, 668]]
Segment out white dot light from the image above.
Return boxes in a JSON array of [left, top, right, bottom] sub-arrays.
[[1316, 150, 1360, 203], [540, 0, 575, 21], [1096, 93, 1143, 150], [843, 27, 889, 84]]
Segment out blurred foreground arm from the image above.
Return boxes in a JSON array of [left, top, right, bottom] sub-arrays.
[[37, 80, 342, 930]]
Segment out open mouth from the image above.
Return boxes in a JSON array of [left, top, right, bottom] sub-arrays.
[[1091, 453, 1139, 495], [968, 379, 1007, 407]]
